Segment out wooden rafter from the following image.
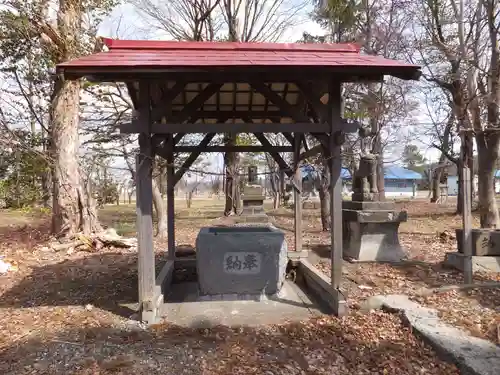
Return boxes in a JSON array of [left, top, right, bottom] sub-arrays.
[[171, 83, 223, 123], [173, 133, 216, 185], [295, 81, 327, 120], [151, 81, 186, 121], [175, 145, 293, 153], [253, 132, 293, 178], [250, 81, 310, 123]]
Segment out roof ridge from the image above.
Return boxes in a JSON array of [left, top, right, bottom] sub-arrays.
[[101, 38, 361, 53]]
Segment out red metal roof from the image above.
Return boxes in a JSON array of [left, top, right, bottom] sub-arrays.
[[57, 38, 420, 80]]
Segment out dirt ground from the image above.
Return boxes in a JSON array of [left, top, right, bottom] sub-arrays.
[[0, 199, 497, 374]]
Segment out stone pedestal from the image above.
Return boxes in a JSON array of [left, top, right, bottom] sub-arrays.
[[445, 228, 500, 273], [455, 228, 500, 256], [240, 184, 268, 222], [342, 201, 407, 262], [195, 225, 288, 295]]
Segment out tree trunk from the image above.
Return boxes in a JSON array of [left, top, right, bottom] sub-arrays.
[[51, 78, 101, 237], [374, 138, 385, 201], [456, 166, 464, 215], [476, 132, 500, 228], [431, 168, 442, 203], [279, 169, 285, 205], [41, 169, 52, 208], [152, 179, 168, 237], [317, 160, 331, 231], [318, 181, 330, 231], [224, 133, 239, 215]]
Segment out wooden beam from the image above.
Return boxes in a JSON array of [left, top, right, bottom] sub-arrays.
[[299, 144, 322, 161], [120, 121, 329, 134], [253, 133, 293, 177], [173, 133, 185, 145], [151, 81, 186, 121], [166, 135, 175, 260], [174, 145, 293, 153], [328, 78, 346, 316], [136, 80, 155, 319], [126, 82, 139, 108], [171, 83, 223, 123], [295, 81, 327, 120], [173, 133, 216, 185], [250, 81, 311, 123], [294, 134, 303, 253], [281, 132, 294, 144]]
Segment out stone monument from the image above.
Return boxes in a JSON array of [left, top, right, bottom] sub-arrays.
[[444, 229, 500, 273], [239, 165, 268, 222], [342, 126, 407, 262]]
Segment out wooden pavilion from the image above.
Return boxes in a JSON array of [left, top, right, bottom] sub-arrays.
[[57, 39, 421, 323]]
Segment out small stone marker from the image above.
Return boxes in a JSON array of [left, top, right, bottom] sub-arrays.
[[239, 165, 268, 222]]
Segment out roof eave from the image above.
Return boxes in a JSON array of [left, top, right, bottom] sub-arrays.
[[57, 65, 421, 82]]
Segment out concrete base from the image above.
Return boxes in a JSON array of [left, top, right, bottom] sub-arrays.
[[444, 252, 500, 273], [160, 280, 322, 328], [196, 225, 287, 295], [456, 228, 500, 256], [342, 206, 407, 262]]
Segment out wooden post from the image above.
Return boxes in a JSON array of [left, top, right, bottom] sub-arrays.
[[136, 80, 155, 315], [293, 134, 302, 252], [328, 79, 346, 315], [461, 166, 473, 284], [166, 135, 176, 260]]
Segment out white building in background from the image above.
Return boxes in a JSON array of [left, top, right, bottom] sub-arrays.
[[447, 175, 479, 196]]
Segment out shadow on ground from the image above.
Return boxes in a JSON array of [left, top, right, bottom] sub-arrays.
[[0, 252, 175, 318], [0, 312, 459, 374]]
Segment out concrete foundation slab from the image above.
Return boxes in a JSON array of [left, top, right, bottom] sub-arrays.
[[196, 225, 287, 295], [444, 252, 500, 273], [160, 280, 322, 328]]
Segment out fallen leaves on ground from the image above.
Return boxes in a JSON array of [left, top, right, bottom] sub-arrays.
[[0, 201, 493, 374], [309, 200, 500, 345]]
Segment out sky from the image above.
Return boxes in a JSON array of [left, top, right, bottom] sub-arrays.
[[93, 1, 442, 178]]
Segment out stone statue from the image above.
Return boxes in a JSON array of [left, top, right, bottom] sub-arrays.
[[352, 125, 379, 201], [248, 165, 258, 185]]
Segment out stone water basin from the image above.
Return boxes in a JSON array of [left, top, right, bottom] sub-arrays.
[[195, 225, 287, 296]]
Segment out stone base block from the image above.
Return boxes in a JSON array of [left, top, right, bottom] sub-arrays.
[[242, 185, 263, 196], [444, 252, 500, 273], [343, 209, 407, 262], [234, 214, 270, 224], [303, 200, 320, 209], [342, 201, 396, 211], [456, 229, 500, 256], [196, 225, 287, 295], [241, 205, 265, 216]]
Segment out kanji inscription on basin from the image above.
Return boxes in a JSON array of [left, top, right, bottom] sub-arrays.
[[224, 252, 262, 274]]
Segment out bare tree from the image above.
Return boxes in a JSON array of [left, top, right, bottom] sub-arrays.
[[132, 0, 308, 216], [0, 0, 120, 237], [413, 0, 500, 226]]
